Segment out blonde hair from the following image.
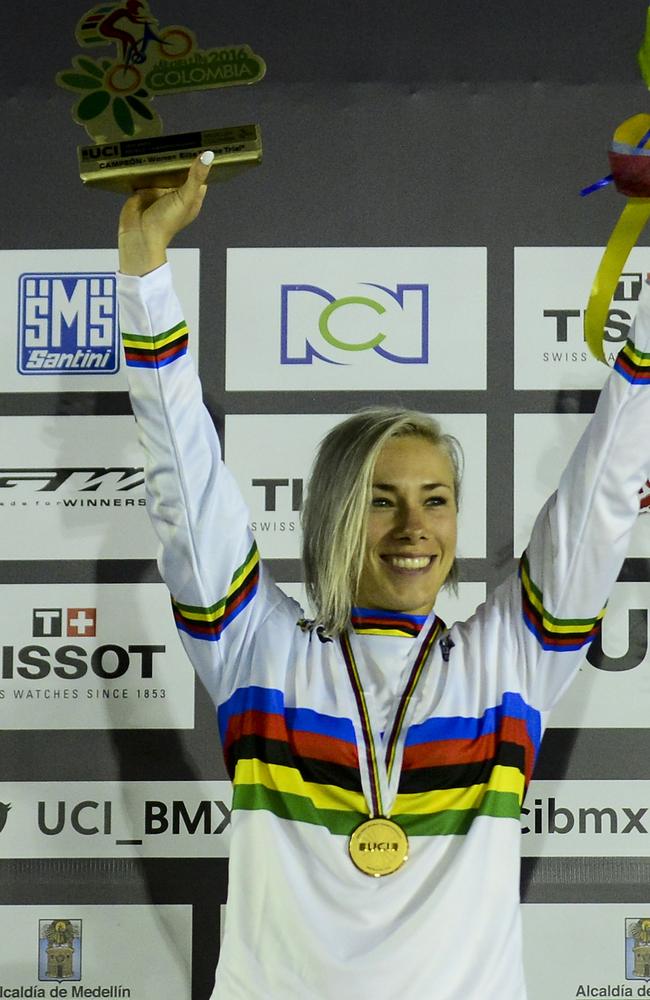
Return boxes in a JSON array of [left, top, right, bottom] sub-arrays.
[[301, 408, 463, 636]]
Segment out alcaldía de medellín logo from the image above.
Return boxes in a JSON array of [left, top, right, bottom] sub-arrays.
[[38, 918, 82, 982]]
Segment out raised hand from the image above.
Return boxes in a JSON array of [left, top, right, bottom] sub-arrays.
[[118, 151, 214, 276]]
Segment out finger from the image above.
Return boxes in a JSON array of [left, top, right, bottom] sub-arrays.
[[181, 151, 214, 200]]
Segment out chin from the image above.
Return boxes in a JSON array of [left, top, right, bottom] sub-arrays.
[[387, 593, 436, 615]]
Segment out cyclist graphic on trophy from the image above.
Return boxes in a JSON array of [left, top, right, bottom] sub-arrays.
[[56, 1, 266, 192]]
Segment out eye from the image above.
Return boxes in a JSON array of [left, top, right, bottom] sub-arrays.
[[371, 495, 393, 508], [425, 495, 448, 507]]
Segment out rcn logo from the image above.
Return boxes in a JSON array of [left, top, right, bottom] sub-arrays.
[[18, 272, 119, 376], [280, 283, 429, 365]]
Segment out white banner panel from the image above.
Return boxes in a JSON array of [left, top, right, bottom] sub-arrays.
[[513, 413, 650, 557], [548, 582, 650, 729], [226, 247, 486, 391], [0, 249, 199, 393], [521, 780, 650, 857], [0, 584, 193, 730], [514, 246, 650, 390], [0, 904, 191, 998], [0, 415, 158, 560], [8, 777, 650, 858], [225, 412, 486, 559], [278, 580, 486, 627], [0, 782, 232, 859], [523, 903, 650, 999]]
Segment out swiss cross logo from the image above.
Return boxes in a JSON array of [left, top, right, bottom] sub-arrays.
[[32, 607, 97, 637], [67, 608, 97, 637], [640, 480, 650, 514]]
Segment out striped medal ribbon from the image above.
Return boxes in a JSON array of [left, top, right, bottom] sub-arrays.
[[340, 615, 444, 877]]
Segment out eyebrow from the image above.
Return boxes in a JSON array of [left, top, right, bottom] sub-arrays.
[[372, 482, 453, 491]]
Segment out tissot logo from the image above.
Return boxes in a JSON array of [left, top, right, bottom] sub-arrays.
[[33, 608, 97, 639], [18, 272, 119, 376], [514, 249, 650, 390], [543, 271, 641, 348], [280, 283, 429, 365], [541, 280, 635, 366], [1, 605, 164, 683], [249, 477, 301, 535], [614, 272, 645, 301], [251, 477, 303, 512]]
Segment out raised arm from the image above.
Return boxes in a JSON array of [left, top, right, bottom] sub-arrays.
[[499, 283, 650, 711], [118, 156, 288, 704]]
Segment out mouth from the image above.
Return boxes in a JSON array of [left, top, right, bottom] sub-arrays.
[[382, 555, 434, 572]]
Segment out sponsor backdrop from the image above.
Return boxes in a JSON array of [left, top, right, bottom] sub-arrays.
[[2, 0, 650, 996]]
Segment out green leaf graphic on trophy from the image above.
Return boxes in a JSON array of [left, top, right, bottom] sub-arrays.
[[56, 1, 266, 144]]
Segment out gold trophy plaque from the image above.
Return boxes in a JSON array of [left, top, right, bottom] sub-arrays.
[[56, 1, 266, 192]]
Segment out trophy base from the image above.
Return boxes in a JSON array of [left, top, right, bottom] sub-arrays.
[[78, 124, 262, 194]]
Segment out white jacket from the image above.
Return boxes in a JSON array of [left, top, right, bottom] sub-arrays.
[[118, 262, 650, 999]]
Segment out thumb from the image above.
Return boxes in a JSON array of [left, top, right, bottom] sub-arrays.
[[180, 150, 214, 200]]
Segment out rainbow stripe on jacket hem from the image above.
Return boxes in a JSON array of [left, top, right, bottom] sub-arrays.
[[519, 551, 605, 651], [122, 321, 189, 368], [217, 684, 541, 837], [172, 542, 260, 641], [614, 338, 650, 384]]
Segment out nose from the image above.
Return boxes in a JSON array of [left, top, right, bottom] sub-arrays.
[[394, 502, 428, 541]]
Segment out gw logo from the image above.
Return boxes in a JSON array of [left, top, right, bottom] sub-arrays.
[[18, 272, 119, 376], [280, 283, 429, 365], [0, 468, 146, 510], [0, 468, 144, 493]]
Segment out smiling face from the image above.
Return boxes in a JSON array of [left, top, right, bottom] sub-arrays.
[[355, 434, 458, 616]]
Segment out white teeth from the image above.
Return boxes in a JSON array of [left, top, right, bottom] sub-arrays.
[[388, 556, 431, 570]]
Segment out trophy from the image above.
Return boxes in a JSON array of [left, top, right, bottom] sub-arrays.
[[56, 1, 266, 193]]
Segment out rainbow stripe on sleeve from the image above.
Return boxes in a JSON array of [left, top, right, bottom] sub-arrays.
[[519, 551, 605, 651], [172, 542, 259, 641], [614, 338, 650, 384], [121, 320, 189, 368], [218, 684, 540, 838]]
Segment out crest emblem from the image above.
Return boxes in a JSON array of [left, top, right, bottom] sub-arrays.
[[626, 918, 650, 980], [38, 919, 82, 982]]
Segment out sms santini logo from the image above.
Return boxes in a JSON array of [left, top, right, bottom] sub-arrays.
[[18, 273, 119, 375]]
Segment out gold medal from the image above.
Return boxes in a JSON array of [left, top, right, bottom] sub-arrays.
[[348, 817, 409, 877], [340, 620, 442, 878]]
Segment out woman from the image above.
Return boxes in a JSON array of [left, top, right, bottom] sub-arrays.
[[118, 154, 650, 999]]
